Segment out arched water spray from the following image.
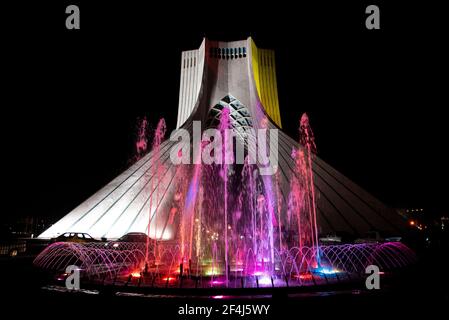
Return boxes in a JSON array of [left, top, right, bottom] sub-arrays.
[[34, 241, 416, 288]]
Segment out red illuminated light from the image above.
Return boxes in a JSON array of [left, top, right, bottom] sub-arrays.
[[162, 276, 176, 282], [130, 271, 141, 278], [295, 273, 313, 281]]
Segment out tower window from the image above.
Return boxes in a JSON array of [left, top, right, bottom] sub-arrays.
[[209, 47, 247, 60]]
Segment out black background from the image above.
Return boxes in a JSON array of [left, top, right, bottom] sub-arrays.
[[2, 1, 447, 224]]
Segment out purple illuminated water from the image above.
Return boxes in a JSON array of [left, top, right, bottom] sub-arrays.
[[288, 113, 320, 268], [219, 107, 231, 286], [135, 116, 149, 161], [145, 118, 166, 266], [34, 113, 416, 289]]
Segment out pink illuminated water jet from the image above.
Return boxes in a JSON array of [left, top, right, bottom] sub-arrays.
[[135, 116, 149, 162], [145, 118, 166, 267], [219, 107, 231, 287], [33, 113, 416, 290]]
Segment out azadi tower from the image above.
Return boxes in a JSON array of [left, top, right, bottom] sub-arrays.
[[39, 38, 406, 240]]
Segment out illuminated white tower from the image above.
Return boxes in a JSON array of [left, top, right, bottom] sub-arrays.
[[39, 38, 406, 240]]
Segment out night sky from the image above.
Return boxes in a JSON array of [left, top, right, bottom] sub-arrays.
[[2, 2, 447, 224]]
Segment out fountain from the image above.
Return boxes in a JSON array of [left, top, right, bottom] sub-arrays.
[[34, 113, 416, 291]]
